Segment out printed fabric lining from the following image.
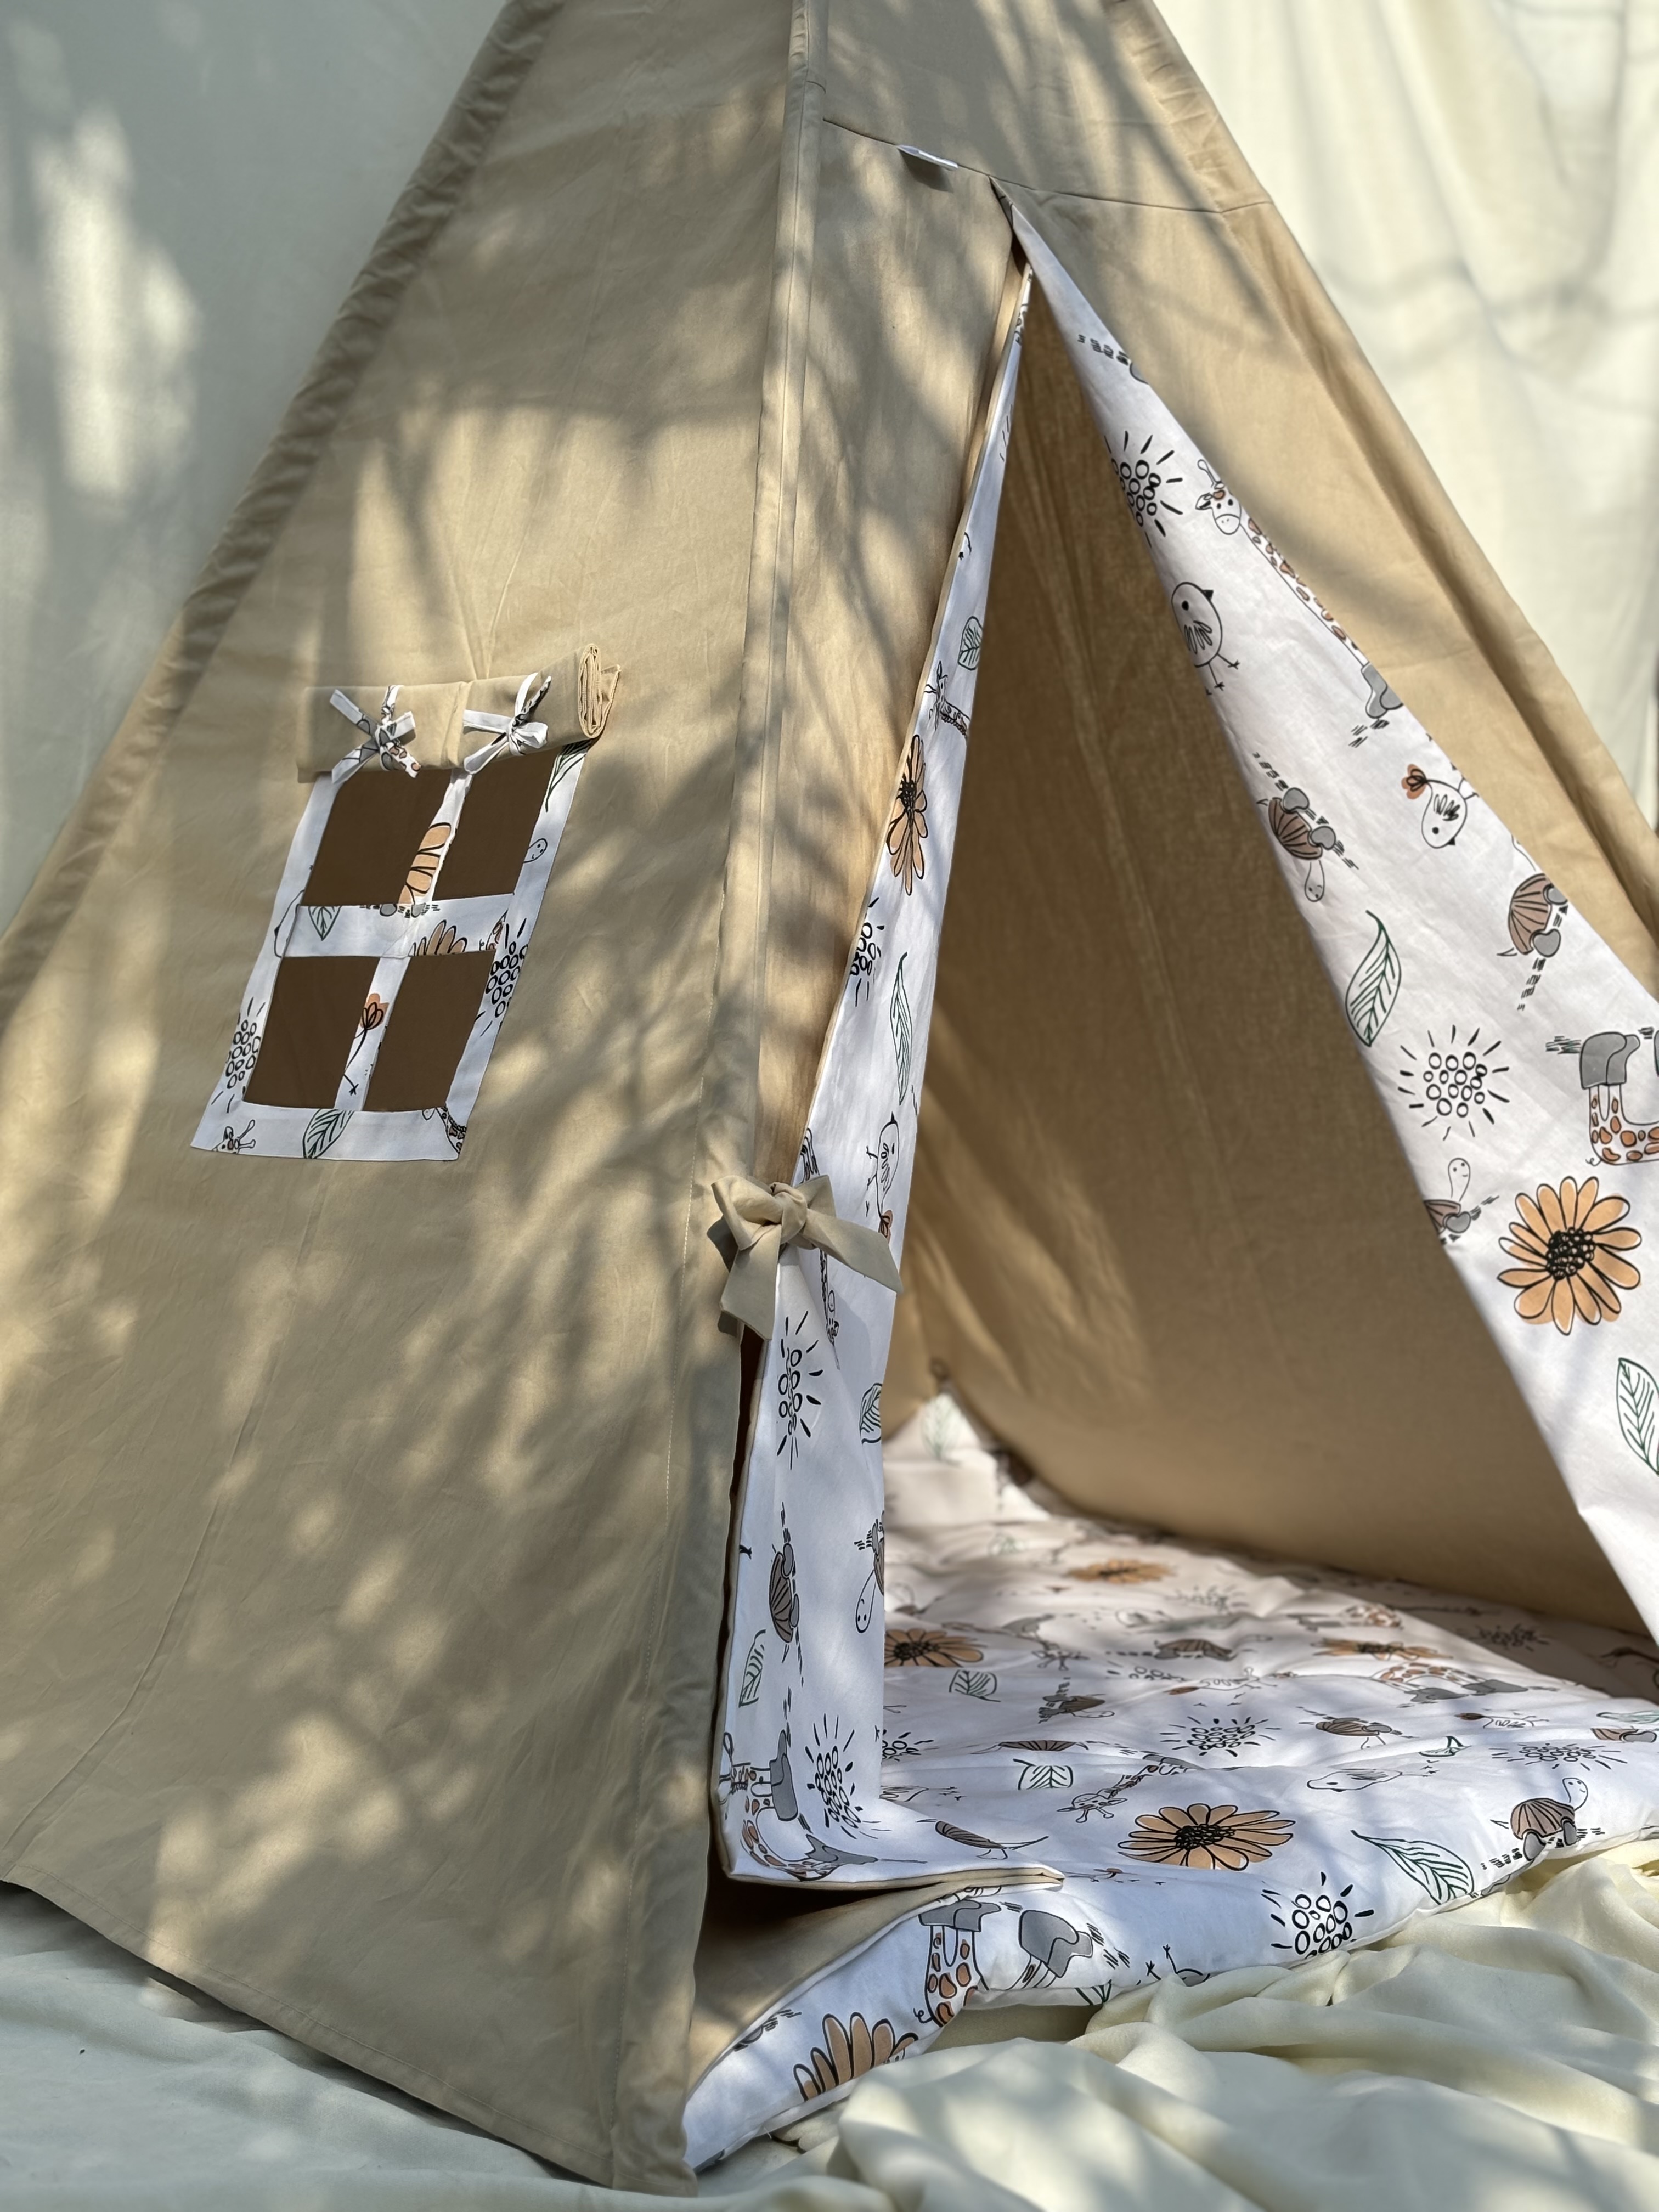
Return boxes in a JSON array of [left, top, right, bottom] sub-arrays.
[[687, 1391, 1659, 2167], [715, 210, 1659, 1932]]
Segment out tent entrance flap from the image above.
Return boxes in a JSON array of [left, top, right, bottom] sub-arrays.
[[715, 271, 1031, 1892], [971, 206, 1659, 1641], [719, 195, 1659, 1911]]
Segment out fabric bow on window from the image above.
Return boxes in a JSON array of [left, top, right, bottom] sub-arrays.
[[329, 685, 419, 780], [711, 1173, 902, 1338], [460, 671, 553, 775]]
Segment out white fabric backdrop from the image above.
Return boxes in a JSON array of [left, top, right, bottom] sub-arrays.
[[0, 1, 501, 932], [1, 1, 1655, 935], [1161, 0, 1659, 820]]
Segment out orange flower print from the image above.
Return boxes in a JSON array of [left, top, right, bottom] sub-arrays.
[[413, 921, 465, 956], [793, 2013, 917, 2102], [359, 992, 388, 1035], [884, 1626, 983, 1667], [1121, 1802, 1293, 1871], [1498, 1177, 1641, 1335], [398, 819, 452, 912]]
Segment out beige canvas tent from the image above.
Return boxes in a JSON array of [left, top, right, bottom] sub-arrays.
[[3, 0, 1659, 2193]]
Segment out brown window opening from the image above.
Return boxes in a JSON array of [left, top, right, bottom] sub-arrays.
[[244, 956, 379, 1107], [304, 767, 453, 907], [439, 753, 555, 898], [364, 951, 494, 1111]]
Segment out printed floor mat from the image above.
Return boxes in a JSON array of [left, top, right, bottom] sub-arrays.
[[688, 1395, 1659, 2166]]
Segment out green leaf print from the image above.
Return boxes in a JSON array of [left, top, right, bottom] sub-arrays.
[[1345, 914, 1401, 1047], [301, 1107, 353, 1160], [1353, 1831, 1474, 1905], [1617, 1359, 1659, 1474], [737, 1630, 766, 1708], [890, 953, 913, 1103]]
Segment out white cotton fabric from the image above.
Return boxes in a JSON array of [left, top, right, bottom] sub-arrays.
[[12, 1729, 1659, 2208], [688, 1393, 1659, 2163], [191, 727, 591, 1163], [1159, 0, 1659, 822], [821, 1842, 1659, 2212], [712, 213, 1659, 2138], [0, 3, 506, 935]]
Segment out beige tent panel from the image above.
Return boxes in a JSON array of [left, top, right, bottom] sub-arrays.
[[0, 0, 1653, 2193], [0, 0, 787, 2189], [910, 287, 1634, 1621]]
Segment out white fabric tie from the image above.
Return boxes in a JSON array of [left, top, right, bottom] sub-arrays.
[[460, 672, 552, 776], [712, 1173, 903, 1338], [329, 686, 418, 780]]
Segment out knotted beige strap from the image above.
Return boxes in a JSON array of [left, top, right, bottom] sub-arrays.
[[712, 1173, 902, 1338]]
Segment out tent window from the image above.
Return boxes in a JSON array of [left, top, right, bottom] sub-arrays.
[[363, 950, 496, 1110], [304, 767, 454, 907], [242, 955, 379, 1108], [438, 753, 558, 898], [193, 672, 610, 1164]]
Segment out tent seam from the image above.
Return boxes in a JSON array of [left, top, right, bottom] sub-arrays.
[[601, 0, 826, 2187], [817, 113, 1269, 215]]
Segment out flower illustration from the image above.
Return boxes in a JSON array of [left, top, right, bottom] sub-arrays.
[[1120, 1802, 1293, 1871], [1498, 1178, 1641, 1335], [806, 1715, 862, 1835], [885, 732, 928, 894], [793, 2013, 916, 2102], [483, 917, 528, 1022], [1166, 1712, 1271, 1761], [1397, 1026, 1509, 1139], [884, 1626, 983, 1668], [775, 1311, 822, 1467]]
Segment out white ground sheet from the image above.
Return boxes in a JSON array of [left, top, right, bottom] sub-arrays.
[[15, 1848, 1659, 2211], [9, 1396, 1659, 2207]]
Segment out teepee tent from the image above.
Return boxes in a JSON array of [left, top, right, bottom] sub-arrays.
[[4, 0, 1659, 2192]]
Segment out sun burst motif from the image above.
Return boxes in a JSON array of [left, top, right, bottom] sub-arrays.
[[806, 1715, 863, 1833], [1396, 1025, 1510, 1140], [775, 1311, 822, 1466], [1113, 431, 1183, 537]]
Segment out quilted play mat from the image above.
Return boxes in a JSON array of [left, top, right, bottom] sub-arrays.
[[688, 1392, 1659, 2165]]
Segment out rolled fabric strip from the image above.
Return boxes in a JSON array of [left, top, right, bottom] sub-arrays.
[[329, 685, 419, 780], [712, 1172, 902, 1339], [460, 670, 553, 775]]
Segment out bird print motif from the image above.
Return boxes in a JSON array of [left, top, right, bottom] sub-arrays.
[[1170, 581, 1238, 692]]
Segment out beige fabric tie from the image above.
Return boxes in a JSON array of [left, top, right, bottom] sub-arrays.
[[712, 1173, 902, 1338]]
